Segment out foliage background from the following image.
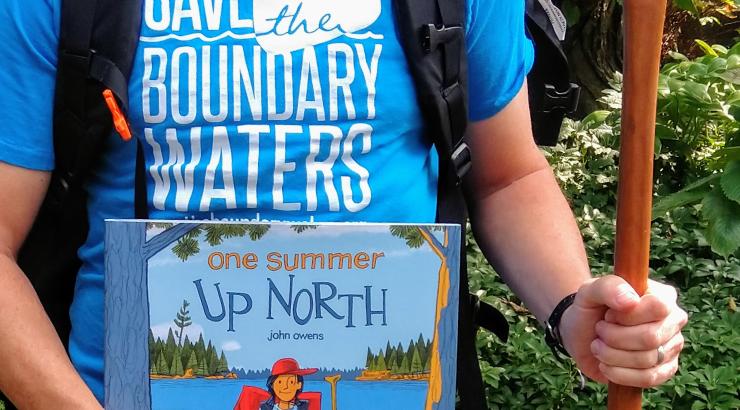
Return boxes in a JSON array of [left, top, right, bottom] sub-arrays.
[[471, 34, 740, 409]]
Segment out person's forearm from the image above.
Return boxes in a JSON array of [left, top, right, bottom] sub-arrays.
[[0, 251, 100, 410], [468, 164, 591, 322]]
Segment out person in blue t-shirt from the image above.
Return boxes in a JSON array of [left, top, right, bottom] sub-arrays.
[[0, 0, 687, 408]]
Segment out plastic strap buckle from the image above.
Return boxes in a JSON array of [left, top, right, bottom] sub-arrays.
[[542, 83, 581, 114], [423, 24, 463, 53], [451, 140, 472, 184]]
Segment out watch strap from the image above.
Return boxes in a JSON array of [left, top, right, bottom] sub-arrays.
[[544, 292, 577, 359]]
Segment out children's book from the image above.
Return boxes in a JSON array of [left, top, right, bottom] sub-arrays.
[[104, 220, 460, 410]]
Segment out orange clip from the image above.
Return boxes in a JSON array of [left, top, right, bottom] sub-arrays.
[[102, 89, 133, 141]]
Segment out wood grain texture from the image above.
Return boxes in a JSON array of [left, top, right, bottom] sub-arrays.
[[609, 0, 668, 409]]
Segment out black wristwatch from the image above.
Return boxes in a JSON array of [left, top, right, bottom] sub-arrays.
[[544, 292, 577, 360]]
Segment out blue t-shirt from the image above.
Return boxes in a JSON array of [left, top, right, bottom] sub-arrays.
[[0, 0, 533, 402]]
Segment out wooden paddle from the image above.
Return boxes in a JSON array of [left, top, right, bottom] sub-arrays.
[[608, 0, 668, 409], [325, 374, 341, 410]]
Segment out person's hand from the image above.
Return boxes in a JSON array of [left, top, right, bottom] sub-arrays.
[[558, 276, 688, 387]]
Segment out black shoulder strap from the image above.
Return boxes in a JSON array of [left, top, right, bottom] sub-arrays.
[[11, 0, 142, 400], [393, 1, 493, 409], [53, 0, 141, 201], [525, 0, 580, 146], [7, 1, 142, 408]]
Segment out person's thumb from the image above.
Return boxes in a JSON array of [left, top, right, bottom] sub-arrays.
[[575, 275, 640, 311]]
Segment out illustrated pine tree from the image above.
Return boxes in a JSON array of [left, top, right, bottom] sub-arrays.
[[375, 349, 387, 371], [169, 347, 184, 376], [156, 348, 169, 376], [216, 351, 229, 374], [164, 329, 176, 370], [400, 354, 411, 374], [173, 300, 192, 346], [208, 347, 218, 375], [416, 333, 427, 365], [406, 340, 416, 367], [196, 355, 208, 377], [384, 341, 393, 364], [195, 334, 206, 367], [150, 356, 159, 375], [410, 347, 423, 374], [180, 336, 192, 371], [395, 342, 404, 368], [148, 330, 156, 369], [185, 350, 198, 373], [205, 341, 214, 373], [390, 355, 400, 374], [365, 347, 373, 369], [388, 349, 398, 374]]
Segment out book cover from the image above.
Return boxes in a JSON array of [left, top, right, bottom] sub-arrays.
[[104, 221, 460, 410]]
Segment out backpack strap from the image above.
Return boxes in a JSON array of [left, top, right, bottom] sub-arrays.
[[7, 1, 142, 408], [525, 0, 580, 146], [52, 0, 141, 206], [19, 0, 142, 365], [393, 1, 496, 408]]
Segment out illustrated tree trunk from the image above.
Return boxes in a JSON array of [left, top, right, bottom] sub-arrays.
[[105, 222, 200, 410]]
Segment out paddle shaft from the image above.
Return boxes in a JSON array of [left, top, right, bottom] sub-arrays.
[[608, 0, 667, 409], [325, 374, 341, 410]]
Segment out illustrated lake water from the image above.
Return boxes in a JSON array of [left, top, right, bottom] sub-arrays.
[[151, 379, 427, 410]]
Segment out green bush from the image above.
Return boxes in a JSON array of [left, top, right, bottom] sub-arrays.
[[472, 44, 740, 409]]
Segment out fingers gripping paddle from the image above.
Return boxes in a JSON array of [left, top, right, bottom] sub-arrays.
[[609, 0, 668, 409]]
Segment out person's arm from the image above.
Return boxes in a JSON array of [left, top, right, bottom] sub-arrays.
[[0, 162, 101, 409], [466, 82, 687, 387]]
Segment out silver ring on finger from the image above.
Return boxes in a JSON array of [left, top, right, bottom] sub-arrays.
[[656, 344, 666, 366]]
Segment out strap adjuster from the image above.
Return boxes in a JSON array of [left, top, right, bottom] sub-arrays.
[[423, 23, 463, 53], [542, 83, 581, 114], [451, 141, 472, 183]]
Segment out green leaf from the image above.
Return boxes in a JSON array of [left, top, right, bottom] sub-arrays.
[[728, 42, 740, 56], [581, 110, 611, 126], [679, 173, 721, 193], [712, 44, 729, 56], [695, 39, 719, 57], [701, 188, 740, 257], [712, 147, 740, 168], [655, 123, 676, 140], [717, 68, 740, 85], [668, 51, 689, 61], [682, 80, 711, 101], [675, 0, 700, 14], [720, 161, 740, 204], [728, 54, 740, 69], [561, 0, 581, 27], [653, 185, 711, 219], [708, 57, 727, 72]]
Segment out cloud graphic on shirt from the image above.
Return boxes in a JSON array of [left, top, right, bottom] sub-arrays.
[[253, 0, 382, 53]]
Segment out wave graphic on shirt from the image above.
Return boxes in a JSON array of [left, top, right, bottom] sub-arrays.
[[139, 30, 257, 43], [139, 28, 384, 44]]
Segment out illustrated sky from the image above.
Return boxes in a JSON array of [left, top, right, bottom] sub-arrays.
[[146, 223, 450, 371]]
